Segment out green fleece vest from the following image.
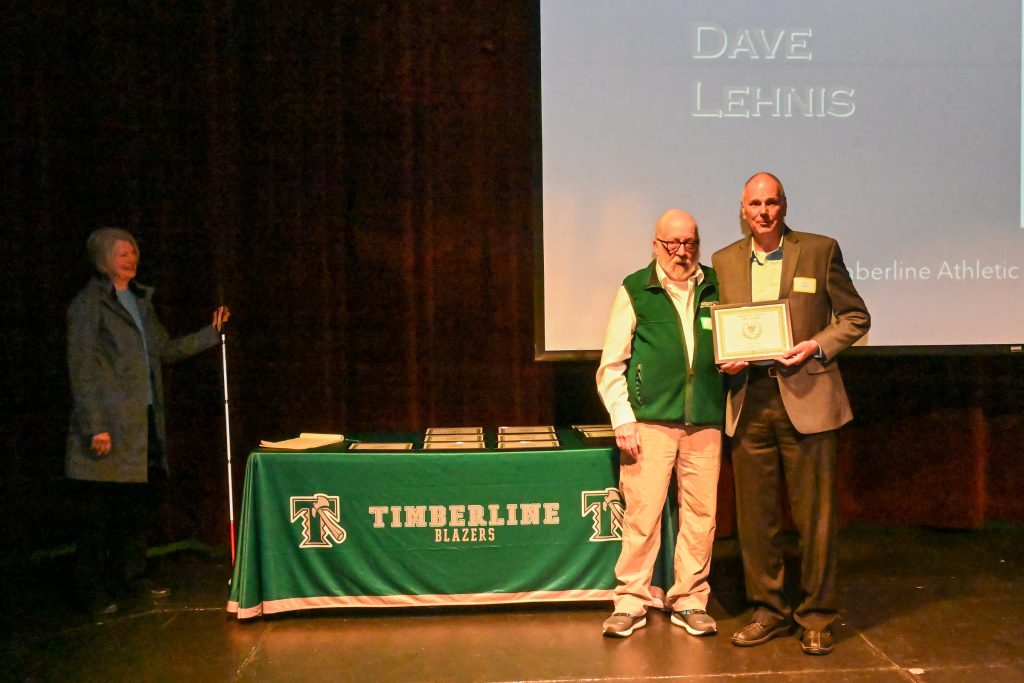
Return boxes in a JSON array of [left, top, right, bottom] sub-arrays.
[[622, 262, 725, 426]]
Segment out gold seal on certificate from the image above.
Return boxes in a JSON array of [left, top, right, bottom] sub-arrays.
[[710, 299, 794, 363]]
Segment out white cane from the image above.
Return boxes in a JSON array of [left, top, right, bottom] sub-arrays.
[[220, 329, 237, 565]]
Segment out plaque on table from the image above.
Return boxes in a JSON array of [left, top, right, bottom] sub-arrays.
[[497, 438, 560, 449], [348, 442, 414, 451], [423, 440, 487, 450], [498, 425, 555, 434], [424, 433, 485, 443], [425, 427, 484, 436], [710, 299, 794, 364], [497, 432, 557, 442], [573, 424, 614, 438]]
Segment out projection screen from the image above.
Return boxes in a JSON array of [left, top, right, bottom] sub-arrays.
[[537, 0, 1024, 358]]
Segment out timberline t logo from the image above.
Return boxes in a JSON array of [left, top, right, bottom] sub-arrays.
[[290, 493, 347, 548], [581, 487, 625, 542]]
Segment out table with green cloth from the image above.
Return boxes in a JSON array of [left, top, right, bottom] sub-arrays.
[[226, 430, 677, 619]]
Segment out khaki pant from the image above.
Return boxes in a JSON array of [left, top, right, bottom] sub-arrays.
[[613, 421, 722, 615]]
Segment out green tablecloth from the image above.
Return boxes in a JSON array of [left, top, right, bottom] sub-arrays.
[[227, 430, 675, 618]]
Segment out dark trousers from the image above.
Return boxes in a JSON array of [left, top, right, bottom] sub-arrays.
[[71, 408, 165, 605], [731, 372, 839, 631], [72, 477, 161, 603]]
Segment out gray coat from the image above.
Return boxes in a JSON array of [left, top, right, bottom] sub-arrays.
[[66, 275, 220, 483]]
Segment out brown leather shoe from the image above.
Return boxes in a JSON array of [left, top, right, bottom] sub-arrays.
[[800, 628, 834, 655], [731, 619, 792, 647]]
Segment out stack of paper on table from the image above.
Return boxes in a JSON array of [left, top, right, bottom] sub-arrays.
[[259, 433, 345, 450]]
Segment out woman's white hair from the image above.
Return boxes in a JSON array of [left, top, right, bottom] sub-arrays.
[[86, 227, 138, 275]]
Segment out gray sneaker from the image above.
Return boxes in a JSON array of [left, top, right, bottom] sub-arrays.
[[671, 608, 717, 636], [602, 612, 647, 637]]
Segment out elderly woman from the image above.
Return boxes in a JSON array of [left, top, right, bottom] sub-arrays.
[[66, 227, 229, 616]]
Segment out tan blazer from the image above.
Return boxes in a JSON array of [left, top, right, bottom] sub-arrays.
[[711, 229, 870, 436]]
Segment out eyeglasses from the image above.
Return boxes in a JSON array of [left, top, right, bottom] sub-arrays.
[[656, 238, 700, 255]]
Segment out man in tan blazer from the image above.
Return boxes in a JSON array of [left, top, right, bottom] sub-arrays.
[[712, 172, 870, 655]]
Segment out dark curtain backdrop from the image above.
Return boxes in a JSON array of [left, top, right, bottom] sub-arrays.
[[2, 2, 1022, 552]]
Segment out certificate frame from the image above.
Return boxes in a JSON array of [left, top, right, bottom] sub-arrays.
[[425, 427, 483, 436], [497, 425, 555, 434], [424, 434, 485, 443], [710, 299, 794, 364], [348, 442, 414, 451]]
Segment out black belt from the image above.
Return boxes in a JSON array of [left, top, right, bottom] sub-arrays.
[[747, 363, 778, 379]]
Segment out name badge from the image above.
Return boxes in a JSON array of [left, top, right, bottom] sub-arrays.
[[700, 317, 712, 330], [793, 277, 817, 294]]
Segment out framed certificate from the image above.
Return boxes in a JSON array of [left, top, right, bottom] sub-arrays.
[[423, 440, 487, 450], [424, 434, 485, 443], [711, 300, 794, 363], [497, 439, 560, 449], [348, 442, 413, 451], [498, 425, 555, 434], [497, 432, 556, 442], [425, 427, 483, 435]]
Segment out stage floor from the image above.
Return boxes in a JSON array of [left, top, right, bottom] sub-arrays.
[[3, 525, 1022, 682]]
